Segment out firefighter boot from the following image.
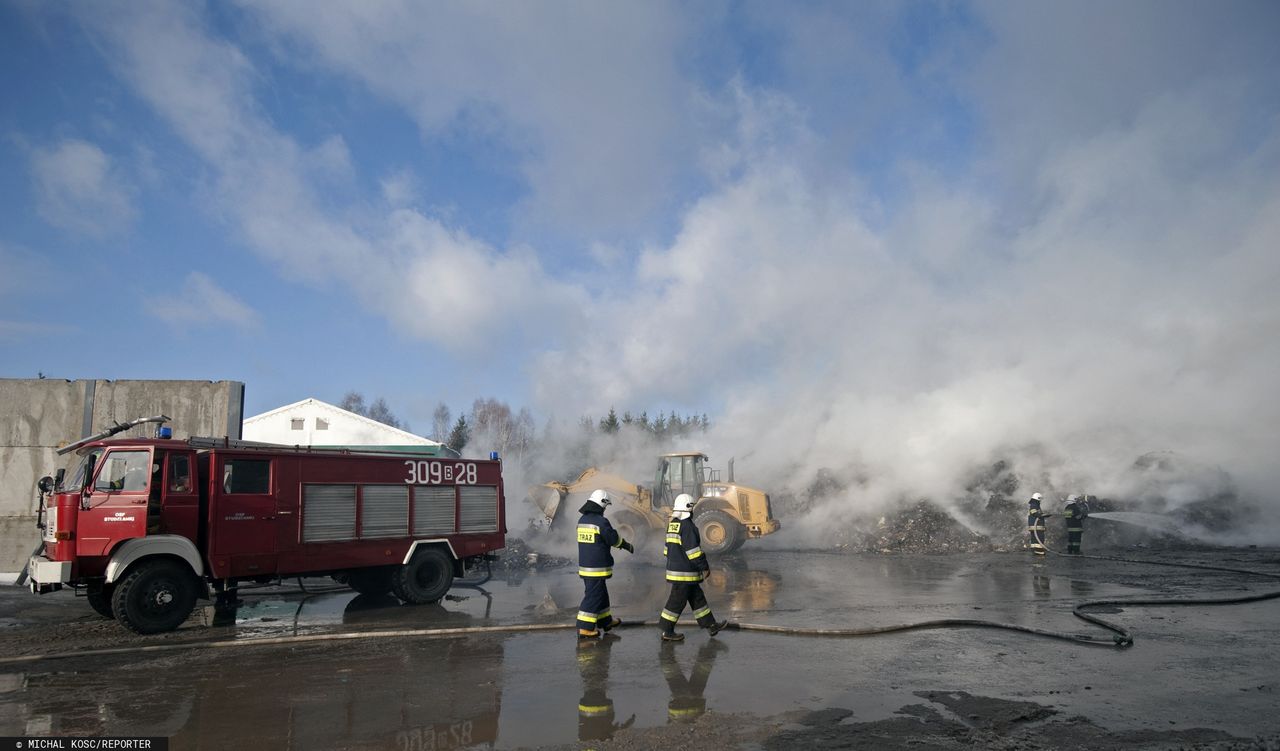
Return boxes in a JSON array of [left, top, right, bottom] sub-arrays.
[[600, 617, 623, 632], [578, 629, 599, 640], [660, 620, 685, 642], [708, 620, 729, 636]]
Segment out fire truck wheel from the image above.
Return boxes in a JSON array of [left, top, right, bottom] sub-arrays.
[[111, 559, 199, 634], [695, 510, 745, 555], [345, 567, 396, 596], [86, 585, 115, 619], [392, 548, 455, 604]]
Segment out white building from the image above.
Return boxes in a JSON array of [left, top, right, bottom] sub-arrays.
[[242, 398, 444, 451]]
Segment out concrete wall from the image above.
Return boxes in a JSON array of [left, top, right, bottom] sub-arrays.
[[0, 379, 244, 573]]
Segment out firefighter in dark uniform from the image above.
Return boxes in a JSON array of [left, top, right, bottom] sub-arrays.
[[1063, 494, 1089, 554], [576, 634, 634, 740], [1027, 492, 1050, 557], [659, 494, 727, 642], [661, 639, 727, 723], [577, 489, 634, 639]]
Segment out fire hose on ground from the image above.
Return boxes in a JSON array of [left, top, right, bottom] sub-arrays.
[[3, 549, 1279, 665]]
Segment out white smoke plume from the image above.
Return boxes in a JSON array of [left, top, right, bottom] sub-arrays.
[[529, 83, 1280, 547]]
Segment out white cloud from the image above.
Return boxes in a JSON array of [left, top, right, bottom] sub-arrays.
[[964, 0, 1280, 194], [29, 138, 136, 237], [233, 1, 703, 238], [380, 169, 417, 208], [72, 0, 581, 354], [148, 272, 260, 331]]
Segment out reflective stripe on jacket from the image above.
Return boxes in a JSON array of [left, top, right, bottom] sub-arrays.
[[1027, 502, 1047, 532], [1064, 501, 1085, 532], [578, 512, 623, 578], [665, 516, 710, 582]]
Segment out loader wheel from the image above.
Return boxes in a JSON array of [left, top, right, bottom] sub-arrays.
[[611, 510, 651, 552], [112, 559, 198, 634], [86, 585, 115, 619], [695, 511, 745, 555], [392, 548, 454, 604], [345, 566, 396, 596]]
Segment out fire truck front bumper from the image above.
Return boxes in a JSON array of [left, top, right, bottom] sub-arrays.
[[27, 556, 71, 594]]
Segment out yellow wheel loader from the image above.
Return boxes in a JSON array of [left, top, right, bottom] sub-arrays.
[[529, 452, 780, 555]]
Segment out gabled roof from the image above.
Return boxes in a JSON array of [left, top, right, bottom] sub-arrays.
[[243, 397, 439, 446]]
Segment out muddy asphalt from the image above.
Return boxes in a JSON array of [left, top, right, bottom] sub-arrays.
[[2, 546, 1279, 750]]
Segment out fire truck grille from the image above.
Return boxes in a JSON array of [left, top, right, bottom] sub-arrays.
[[414, 486, 457, 534], [459, 485, 499, 533]]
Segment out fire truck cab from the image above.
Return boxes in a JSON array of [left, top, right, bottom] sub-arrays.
[[28, 433, 506, 634]]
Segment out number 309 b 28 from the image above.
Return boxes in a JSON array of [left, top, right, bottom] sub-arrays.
[[404, 460, 478, 485]]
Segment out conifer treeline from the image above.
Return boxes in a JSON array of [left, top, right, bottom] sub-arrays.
[[341, 392, 710, 471]]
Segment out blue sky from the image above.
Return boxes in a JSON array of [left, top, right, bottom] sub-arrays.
[[3, 1, 1279, 509]]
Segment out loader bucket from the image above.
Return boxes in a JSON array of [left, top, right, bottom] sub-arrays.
[[528, 485, 566, 521]]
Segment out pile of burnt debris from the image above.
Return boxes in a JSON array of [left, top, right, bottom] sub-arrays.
[[491, 536, 573, 572], [771, 455, 1256, 555]]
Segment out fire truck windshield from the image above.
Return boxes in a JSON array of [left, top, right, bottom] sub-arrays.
[[94, 450, 151, 492], [59, 449, 103, 492]]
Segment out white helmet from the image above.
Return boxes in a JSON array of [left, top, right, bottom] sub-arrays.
[[1030, 492, 1043, 501], [1067, 494, 1080, 502], [673, 494, 696, 516], [588, 489, 612, 507]]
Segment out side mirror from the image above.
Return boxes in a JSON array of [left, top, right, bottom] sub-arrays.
[[55, 468, 65, 489], [37, 476, 54, 494], [83, 455, 98, 497]]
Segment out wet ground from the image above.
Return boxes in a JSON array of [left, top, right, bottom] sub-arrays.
[[2, 547, 1280, 749]]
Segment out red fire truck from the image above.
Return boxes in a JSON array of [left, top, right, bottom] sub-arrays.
[[26, 417, 506, 634]]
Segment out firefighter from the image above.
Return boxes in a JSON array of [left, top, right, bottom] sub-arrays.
[[577, 489, 634, 639], [1027, 492, 1051, 557], [1063, 494, 1089, 554], [659, 494, 727, 642]]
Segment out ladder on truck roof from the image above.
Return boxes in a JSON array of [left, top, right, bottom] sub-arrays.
[[186, 436, 301, 451], [185, 436, 460, 459]]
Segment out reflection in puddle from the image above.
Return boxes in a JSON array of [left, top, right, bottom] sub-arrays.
[[197, 585, 496, 638], [662, 639, 728, 724], [576, 635, 632, 741]]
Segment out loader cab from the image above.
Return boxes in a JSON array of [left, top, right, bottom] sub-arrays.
[[652, 453, 708, 510]]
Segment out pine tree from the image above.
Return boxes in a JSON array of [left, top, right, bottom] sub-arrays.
[[446, 415, 470, 453], [600, 407, 621, 434]]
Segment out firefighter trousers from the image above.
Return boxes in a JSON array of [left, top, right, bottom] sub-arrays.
[[1067, 528, 1083, 554], [1028, 528, 1046, 556], [659, 581, 716, 634], [578, 577, 614, 633]]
